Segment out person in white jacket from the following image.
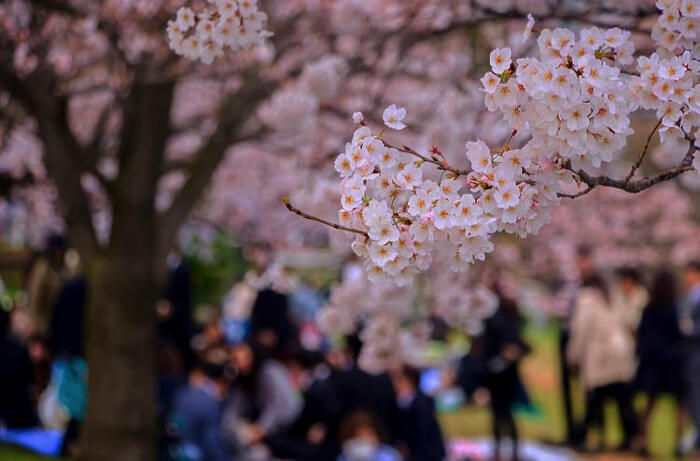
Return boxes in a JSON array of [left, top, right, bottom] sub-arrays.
[[567, 275, 638, 451]]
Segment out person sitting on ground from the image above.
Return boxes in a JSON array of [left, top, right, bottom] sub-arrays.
[[0, 307, 37, 428], [337, 410, 403, 461], [171, 349, 232, 461], [390, 365, 446, 461], [223, 340, 302, 452]]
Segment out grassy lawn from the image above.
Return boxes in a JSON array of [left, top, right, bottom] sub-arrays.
[[438, 322, 682, 458], [0, 445, 62, 461]]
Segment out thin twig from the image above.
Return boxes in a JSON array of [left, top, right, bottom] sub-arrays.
[[282, 198, 369, 238], [623, 118, 662, 184], [383, 141, 471, 176]]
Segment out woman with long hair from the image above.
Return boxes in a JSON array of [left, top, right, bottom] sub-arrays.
[[635, 270, 685, 455]]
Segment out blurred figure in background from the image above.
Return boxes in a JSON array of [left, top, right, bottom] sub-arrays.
[[635, 270, 685, 456], [159, 252, 194, 371], [245, 244, 299, 359], [0, 307, 37, 428], [337, 410, 402, 461], [612, 267, 648, 343], [559, 246, 595, 444], [680, 261, 700, 453], [223, 341, 301, 453], [25, 234, 68, 339], [171, 351, 232, 461], [568, 275, 637, 451], [266, 349, 342, 461], [481, 289, 530, 461], [330, 334, 400, 445], [390, 365, 446, 461]]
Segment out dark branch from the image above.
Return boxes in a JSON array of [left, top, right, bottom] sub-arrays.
[[158, 74, 277, 258]]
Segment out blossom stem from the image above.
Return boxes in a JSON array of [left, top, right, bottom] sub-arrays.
[[383, 141, 470, 176], [282, 198, 369, 238], [623, 118, 662, 185]]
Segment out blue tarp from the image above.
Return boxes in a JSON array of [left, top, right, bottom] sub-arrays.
[[0, 428, 64, 457]]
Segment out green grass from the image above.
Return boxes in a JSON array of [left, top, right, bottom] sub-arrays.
[[0, 444, 62, 461], [438, 322, 682, 458]]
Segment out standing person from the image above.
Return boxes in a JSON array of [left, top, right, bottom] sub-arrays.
[[390, 365, 446, 461], [244, 244, 299, 359], [680, 261, 700, 452], [159, 252, 194, 371], [635, 270, 685, 455], [558, 246, 595, 444], [567, 275, 638, 451], [25, 234, 68, 338], [482, 293, 530, 461]]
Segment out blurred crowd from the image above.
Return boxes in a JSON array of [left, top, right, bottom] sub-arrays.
[[556, 248, 700, 458], [1, 236, 700, 461]]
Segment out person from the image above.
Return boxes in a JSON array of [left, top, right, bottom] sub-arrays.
[[612, 267, 649, 341], [245, 245, 299, 358], [558, 246, 595, 444], [223, 341, 302, 451], [567, 275, 638, 451], [171, 353, 231, 461], [48, 278, 86, 359], [390, 365, 446, 461], [0, 307, 37, 428], [337, 410, 403, 461], [635, 270, 684, 455], [159, 253, 194, 371], [25, 234, 68, 338], [481, 294, 530, 461], [330, 333, 401, 444], [266, 349, 342, 461], [680, 261, 700, 452]]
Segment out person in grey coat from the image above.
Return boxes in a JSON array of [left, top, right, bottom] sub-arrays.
[[223, 341, 302, 450]]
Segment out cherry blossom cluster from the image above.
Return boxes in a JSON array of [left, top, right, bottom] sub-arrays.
[[330, 9, 700, 285], [167, 0, 271, 64], [632, 17, 699, 140], [334, 106, 557, 285], [484, 26, 638, 170], [652, 0, 699, 53]]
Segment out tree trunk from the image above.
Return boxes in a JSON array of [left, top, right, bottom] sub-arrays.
[[79, 248, 160, 461]]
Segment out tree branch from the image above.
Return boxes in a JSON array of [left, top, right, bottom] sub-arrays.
[[282, 198, 369, 238], [158, 74, 277, 259], [560, 140, 697, 197]]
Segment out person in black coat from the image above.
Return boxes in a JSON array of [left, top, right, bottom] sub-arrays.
[[0, 307, 38, 428], [249, 288, 298, 358], [327, 333, 400, 444], [160, 257, 194, 369], [265, 350, 342, 461], [390, 365, 446, 461], [482, 297, 530, 461], [48, 278, 86, 359], [635, 270, 684, 453]]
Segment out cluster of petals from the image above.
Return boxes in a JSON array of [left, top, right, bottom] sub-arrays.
[[167, 0, 272, 63], [333, 5, 700, 286]]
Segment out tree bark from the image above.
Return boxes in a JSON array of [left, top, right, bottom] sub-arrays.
[[79, 247, 160, 461]]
